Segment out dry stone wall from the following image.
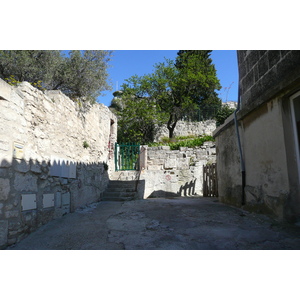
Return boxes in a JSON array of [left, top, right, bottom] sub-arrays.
[[154, 120, 216, 142], [0, 79, 117, 248], [138, 142, 216, 198]]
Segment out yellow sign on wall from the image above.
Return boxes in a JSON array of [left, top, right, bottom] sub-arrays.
[[13, 142, 24, 159]]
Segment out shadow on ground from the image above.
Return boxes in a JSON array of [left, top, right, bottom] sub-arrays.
[[6, 197, 300, 250]]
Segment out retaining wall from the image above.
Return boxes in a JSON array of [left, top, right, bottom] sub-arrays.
[[0, 79, 117, 248], [138, 142, 216, 198], [154, 120, 216, 142]]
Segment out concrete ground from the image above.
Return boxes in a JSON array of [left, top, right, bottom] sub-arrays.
[[6, 197, 300, 250]]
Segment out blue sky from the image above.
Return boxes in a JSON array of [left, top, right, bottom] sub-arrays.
[[98, 50, 238, 107]]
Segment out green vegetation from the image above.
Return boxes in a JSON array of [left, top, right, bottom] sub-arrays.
[[5, 75, 45, 90], [148, 135, 214, 150], [83, 141, 90, 149], [113, 94, 163, 144], [0, 50, 112, 104], [215, 105, 236, 126], [111, 50, 221, 144]]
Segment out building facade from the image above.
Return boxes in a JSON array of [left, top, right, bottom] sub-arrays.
[[214, 50, 300, 222]]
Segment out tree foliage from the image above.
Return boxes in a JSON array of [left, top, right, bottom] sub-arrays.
[[0, 50, 112, 103], [113, 50, 221, 143], [175, 50, 222, 120], [111, 80, 166, 144], [215, 105, 236, 126]]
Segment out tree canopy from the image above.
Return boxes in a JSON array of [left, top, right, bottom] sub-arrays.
[[0, 50, 112, 103], [112, 50, 221, 143]]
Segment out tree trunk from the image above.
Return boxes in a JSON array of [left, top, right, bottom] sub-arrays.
[[167, 114, 178, 139]]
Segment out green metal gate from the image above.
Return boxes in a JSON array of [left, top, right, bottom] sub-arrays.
[[115, 143, 140, 171]]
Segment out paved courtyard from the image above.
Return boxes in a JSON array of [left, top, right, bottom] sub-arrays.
[[6, 197, 300, 250]]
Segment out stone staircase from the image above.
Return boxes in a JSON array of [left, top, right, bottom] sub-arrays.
[[102, 171, 140, 201]]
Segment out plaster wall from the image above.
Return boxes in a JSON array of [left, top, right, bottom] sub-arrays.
[[214, 50, 300, 221], [214, 100, 293, 219], [214, 117, 242, 206], [242, 99, 290, 217]]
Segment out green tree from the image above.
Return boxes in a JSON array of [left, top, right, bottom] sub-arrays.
[[116, 50, 221, 140], [112, 76, 166, 144], [175, 50, 222, 120], [0, 50, 63, 87], [215, 104, 236, 126], [0, 50, 112, 104], [116, 96, 161, 144], [55, 50, 112, 103]]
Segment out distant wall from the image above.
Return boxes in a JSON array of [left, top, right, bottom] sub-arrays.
[[139, 142, 216, 198], [0, 79, 117, 248], [154, 120, 216, 142]]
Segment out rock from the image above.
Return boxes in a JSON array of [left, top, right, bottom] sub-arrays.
[[0, 178, 10, 200], [14, 173, 38, 192], [13, 160, 30, 173]]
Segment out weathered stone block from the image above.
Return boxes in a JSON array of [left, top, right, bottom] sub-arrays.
[[0, 78, 12, 100], [159, 146, 170, 150], [0, 140, 10, 151], [31, 163, 42, 174], [153, 159, 164, 165], [0, 220, 8, 248], [5, 210, 19, 218], [147, 165, 163, 171], [164, 158, 176, 169], [14, 173, 38, 192], [0, 178, 10, 200], [0, 158, 12, 168], [177, 158, 189, 170], [14, 159, 30, 173]]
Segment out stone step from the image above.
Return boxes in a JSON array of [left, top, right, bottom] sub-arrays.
[[102, 191, 136, 198], [101, 197, 135, 202], [107, 180, 138, 188], [102, 180, 139, 201], [105, 187, 136, 193]]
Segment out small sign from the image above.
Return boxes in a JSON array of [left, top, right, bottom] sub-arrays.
[[13, 142, 24, 159]]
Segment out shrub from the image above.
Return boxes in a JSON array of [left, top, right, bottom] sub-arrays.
[[83, 141, 89, 149], [148, 135, 214, 149]]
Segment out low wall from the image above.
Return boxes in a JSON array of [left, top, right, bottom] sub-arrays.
[[0, 79, 117, 248], [154, 120, 216, 142], [139, 142, 216, 198]]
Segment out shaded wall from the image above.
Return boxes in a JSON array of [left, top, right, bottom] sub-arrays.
[[0, 79, 117, 248], [214, 50, 300, 221]]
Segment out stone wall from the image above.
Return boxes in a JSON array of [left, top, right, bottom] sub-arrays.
[[237, 50, 300, 118], [0, 79, 117, 248], [154, 120, 216, 142], [138, 142, 216, 198]]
